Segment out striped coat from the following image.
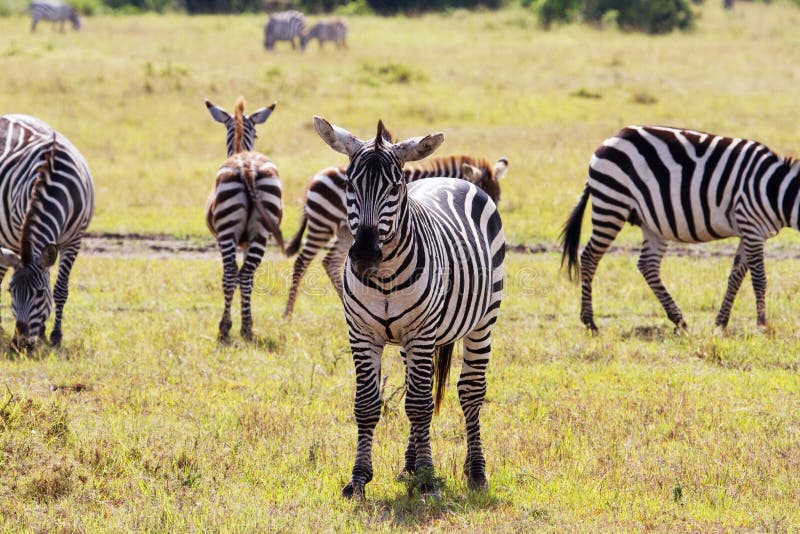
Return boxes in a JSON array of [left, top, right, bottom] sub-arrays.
[[561, 125, 800, 331], [0, 114, 94, 349], [264, 10, 306, 50], [315, 117, 504, 499], [29, 0, 80, 32]]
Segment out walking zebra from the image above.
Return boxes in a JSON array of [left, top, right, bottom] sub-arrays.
[[263, 10, 306, 51], [300, 19, 347, 50], [282, 155, 508, 318], [0, 114, 94, 350], [561, 125, 800, 331], [205, 97, 284, 340], [29, 0, 80, 33], [314, 117, 505, 498]]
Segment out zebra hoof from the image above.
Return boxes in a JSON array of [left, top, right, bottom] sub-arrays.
[[467, 474, 488, 491], [49, 330, 62, 347], [341, 481, 364, 499], [241, 328, 253, 341], [673, 321, 688, 334]]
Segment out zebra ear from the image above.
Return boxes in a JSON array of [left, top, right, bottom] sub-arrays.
[[249, 102, 277, 125], [0, 248, 21, 269], [313, 116, 363, 157], [37, 245, 58, 268], [462, 163, 482, 184], [205, 100, 230, 124], [494, 158, 509, 180], [392, 132, 445, 164]]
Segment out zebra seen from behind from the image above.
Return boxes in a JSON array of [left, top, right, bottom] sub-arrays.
[[0, 114, 94, 350], [263, 10, 306, 51], [282, 155, 508, 318], [561, 125, 800, 332], [314, 117, 505, 498], [300, 19, 347, 50], [29, 0, 80, 33], [205, 97, 284, 340]]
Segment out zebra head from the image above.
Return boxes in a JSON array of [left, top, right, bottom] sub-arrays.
[[314, 116, 444, 278], [68, 7, 80, 30], [205, 98, 276, 156], [0, 245, 58, 351], [461, 157, 508, 203]]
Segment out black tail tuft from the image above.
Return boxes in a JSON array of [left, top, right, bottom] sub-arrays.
[[284, 214, 307, 257], [433, 342, 454, 414], [560, 187, 589, 282]]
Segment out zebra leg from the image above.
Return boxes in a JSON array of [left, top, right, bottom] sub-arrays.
[[342, 334, 385, 499], [49, 242, 81, 346], [637, 230, 686, 330], [238, 234, 268, 340], [715, 240, 749, 329], [743, 237, 768, 327], [397, 348, 416, 475], [403, 334, 438, 494], [283, 222, 336, 318], [217, 239, 239, 340], [31, 18, 38, 32], [0, 266, 7, 326], [459, 326, 492, 490], [322, 236, 349, 303]]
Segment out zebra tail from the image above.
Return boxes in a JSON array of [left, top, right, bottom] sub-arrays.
[[560, 186, 589, 282], [242, 165, 285, 252], [284, 213, 307, 257], [433, 342, 454, 415]]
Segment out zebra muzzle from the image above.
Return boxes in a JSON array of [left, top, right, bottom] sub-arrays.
[[349, 227, 382, 278]]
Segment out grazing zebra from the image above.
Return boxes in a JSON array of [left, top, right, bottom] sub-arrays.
[[205, 97, 283, 340], [263, 10, 306, 51], [300, 19, 347, 50], [561, 125, 800, 331], [282, 155, 508, 318], [314, 117, 505, 498], [0, 114, 94, 350], [29, 0, 80, 33]]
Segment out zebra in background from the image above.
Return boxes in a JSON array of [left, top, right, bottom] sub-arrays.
[[263, 10, 306, 51], [0, 114, 94, 350], [282, 155, 508, 318], [314, 117, 504, 498], [205, 97, 283, 340], [29, 0, 80, 33], [561, 125, 800, 332], [300, 19, 347, 50]]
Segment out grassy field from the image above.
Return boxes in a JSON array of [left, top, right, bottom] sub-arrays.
[[1, 1, 800, 531]]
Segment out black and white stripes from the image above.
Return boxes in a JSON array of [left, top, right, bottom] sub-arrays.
[[0, 114, 94, 349], [561, 125, 800, 330], [263, 10, 306, 51], [314, 117, 504, 499], [29, 0, 80, 33]]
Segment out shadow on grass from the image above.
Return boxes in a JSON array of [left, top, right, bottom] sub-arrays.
[[216, 332, 285, 352], [619, 324, 675, 341]]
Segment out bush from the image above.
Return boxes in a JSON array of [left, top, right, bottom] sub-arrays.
[[530, 0, 695, 33], [367, 0, 503, 14]]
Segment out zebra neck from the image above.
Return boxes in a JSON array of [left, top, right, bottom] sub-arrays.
[[376, 198, 416, 272]]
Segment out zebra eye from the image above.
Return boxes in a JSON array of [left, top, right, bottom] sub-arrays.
[[389, 184, 400, 195]]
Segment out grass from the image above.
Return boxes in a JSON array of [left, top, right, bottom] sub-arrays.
[[1, 1, 800, 530]]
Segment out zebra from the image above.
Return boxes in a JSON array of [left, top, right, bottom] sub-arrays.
[[205, 97, 284, 340], [263, 10, 306, 51], [0, 114, 94, 350], [300, 19, 348, 51], [29, 0, 80, 33], [561, 125, 800, 332], [314, 117, 505, 498], [282, 155, 508, 318]]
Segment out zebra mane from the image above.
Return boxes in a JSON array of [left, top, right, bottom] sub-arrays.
[[20, 135, 57, 264], [233, 96, 246, 154]]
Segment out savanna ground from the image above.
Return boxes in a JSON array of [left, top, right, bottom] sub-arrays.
[[1, 2, 800, 531]]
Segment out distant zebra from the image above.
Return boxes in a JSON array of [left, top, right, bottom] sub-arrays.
[[29, 0, 80, 33], [283, 155, 508, 317], [205, 97, 283, 340], [300, 19, 347, 50], [264, 10, 306, 51], [561, 125, 800, 331], [0, 114, 94, 350], [314, 117, 504, 498]]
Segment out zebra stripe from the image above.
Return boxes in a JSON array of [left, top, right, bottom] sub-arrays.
[[263, 10, 306, 51], [300, 19, 347, 50], [282, 155, 508, 318], [29, 1, 80, 33], [314, 117, 504, 499], [0, 114, 94, 350], [561, 125, 800, 331], [205, 98, 283, 340]]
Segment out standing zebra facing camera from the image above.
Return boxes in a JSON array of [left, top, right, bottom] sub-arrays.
[[282, 154, 508, 318], [263, 10, 306, 51], [561, 125, 800, 332], [29, 0, 80, 33], [300, 19, 347, 50], [205, 97, 284, 340], [0, 114, 94, 350], [314, 117, 504, 499]]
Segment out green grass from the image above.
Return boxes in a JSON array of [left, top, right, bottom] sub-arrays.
[[1, 1, 800, 530]]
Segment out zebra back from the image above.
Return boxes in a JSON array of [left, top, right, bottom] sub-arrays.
[[404, 154, 508, 202]]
